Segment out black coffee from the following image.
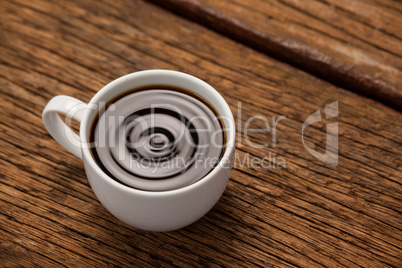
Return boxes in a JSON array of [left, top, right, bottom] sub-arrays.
[[89, 85, 226, 191]]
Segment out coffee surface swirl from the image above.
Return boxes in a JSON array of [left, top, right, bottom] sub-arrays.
[[91, 87, 225, 191]]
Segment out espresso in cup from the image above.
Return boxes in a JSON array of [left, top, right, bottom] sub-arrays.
[[89, 85, 227, 191], [42, 70, 235, 231]]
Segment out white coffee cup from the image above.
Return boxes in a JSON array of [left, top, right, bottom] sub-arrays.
[[42, 70, 235, 231]]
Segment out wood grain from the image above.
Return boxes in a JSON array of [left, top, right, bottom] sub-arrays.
[[0, 0, 401, 267], [147, 0, 402, 111]]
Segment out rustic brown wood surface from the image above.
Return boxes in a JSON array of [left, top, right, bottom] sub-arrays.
[[148, 0, 402, 110], [0, 0, 401, 267]]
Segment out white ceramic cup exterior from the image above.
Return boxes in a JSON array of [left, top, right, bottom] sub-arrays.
[[42, 70, 235, 232]]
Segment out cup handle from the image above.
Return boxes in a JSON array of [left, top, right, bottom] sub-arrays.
[[42, 95, 87, 159]]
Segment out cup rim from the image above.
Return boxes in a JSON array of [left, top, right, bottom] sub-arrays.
[[79, 69, 235, 196]]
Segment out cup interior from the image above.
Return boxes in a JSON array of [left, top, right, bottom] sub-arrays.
[[80, 70, 235, 192]]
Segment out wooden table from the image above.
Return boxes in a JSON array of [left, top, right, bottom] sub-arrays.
[[0, 0, 401, 267]]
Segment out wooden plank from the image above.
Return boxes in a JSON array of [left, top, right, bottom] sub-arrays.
[[0, 0, 401, 267], [147, 0, 402, 111]]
